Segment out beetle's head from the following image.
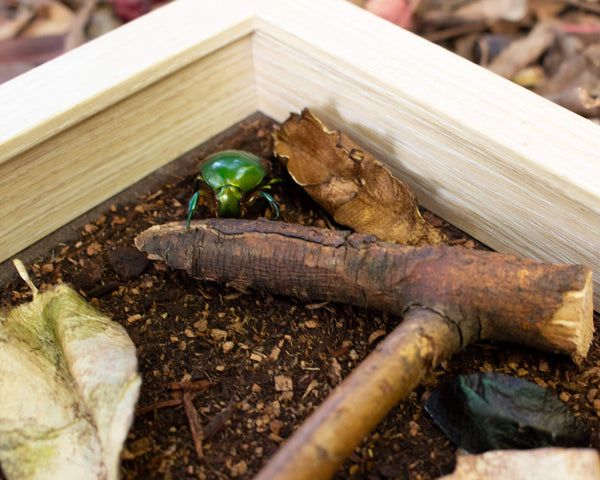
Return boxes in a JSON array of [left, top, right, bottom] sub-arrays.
[[216, 185, 243, 217]]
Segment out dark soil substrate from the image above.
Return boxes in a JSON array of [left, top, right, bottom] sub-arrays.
[[1, 113, 598, 480]]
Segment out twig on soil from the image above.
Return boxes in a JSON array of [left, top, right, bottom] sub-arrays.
[[64, 0, 98, 50], [422, 20, 487, 43], [136, 379, 213, 416], [566, 0, 600, 15], [136, 398, 185, 416], [167, 379, 212, 391], [203, 402, 235, 442], [183, 391, 205, 460]]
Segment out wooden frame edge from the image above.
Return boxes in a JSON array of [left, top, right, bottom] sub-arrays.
[[0, 0, 259, 263], [0, 0, 258, 159]]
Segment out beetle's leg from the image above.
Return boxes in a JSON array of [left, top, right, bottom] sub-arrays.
[[186, 192, 200, 230], [186, 189, 209, 229], [263, 177, 284, 188], [246, 190, 280, 218], [260, 191, 279, 218]]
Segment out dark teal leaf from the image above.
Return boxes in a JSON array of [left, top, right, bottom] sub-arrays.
[[425, 372, 590, 453]]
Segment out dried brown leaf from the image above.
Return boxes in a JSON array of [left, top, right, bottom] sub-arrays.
[[536, 44, 600, 117], [528, 0, 568, 20], [0, 4, 36, 41], [21, 1, 75, 37], [418, 0, 526, 26], [488, 20, 558, 78], [454, 0, 527, 23], [273, 109, 445, 246]]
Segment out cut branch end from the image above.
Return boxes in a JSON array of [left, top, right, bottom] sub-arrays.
[[544, 269, 594, 364]]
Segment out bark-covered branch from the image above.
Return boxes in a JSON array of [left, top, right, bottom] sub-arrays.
[[135, 218, 593, 362]]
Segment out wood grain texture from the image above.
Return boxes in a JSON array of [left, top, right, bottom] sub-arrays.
[[0, 0, 258, 261], [0, 0, 598, 307]]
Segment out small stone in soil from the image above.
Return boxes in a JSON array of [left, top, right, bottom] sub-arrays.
[[108, 246, 149, 278], [71, 257, 104, 288]]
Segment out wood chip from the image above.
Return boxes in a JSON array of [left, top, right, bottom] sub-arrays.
[[210, 328, 227, 341], [328, 357, 343, 385], [274, 375, 293, 392], [368, 329, 387, 344]]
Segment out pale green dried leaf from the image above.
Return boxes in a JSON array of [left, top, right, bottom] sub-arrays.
[[0, 260, 141, 480]]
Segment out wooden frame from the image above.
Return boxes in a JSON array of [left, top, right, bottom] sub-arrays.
[[1, 0, 598, 308]]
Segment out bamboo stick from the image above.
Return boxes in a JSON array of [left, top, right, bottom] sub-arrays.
[[254, 308, 458, 480]]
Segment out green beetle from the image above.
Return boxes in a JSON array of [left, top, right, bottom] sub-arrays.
[[186, 150, 281, 228]]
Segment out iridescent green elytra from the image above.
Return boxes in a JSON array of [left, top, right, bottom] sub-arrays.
[[187, 150, 281, 228]]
